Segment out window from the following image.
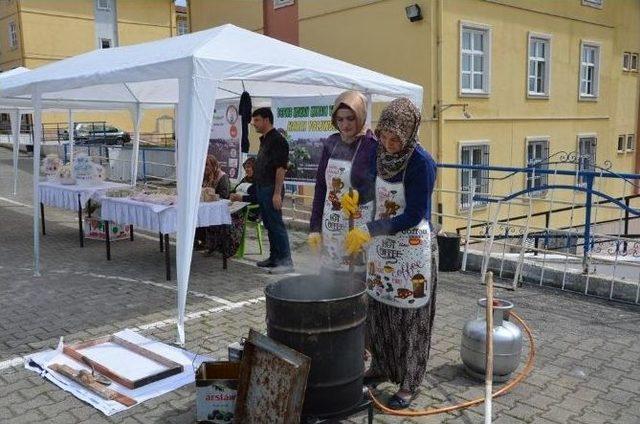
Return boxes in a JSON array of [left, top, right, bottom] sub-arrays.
[[459, 143, 490, 209], [100, 38, 112, 49], [528, 34, 551, 97], [578, 136, 597, 185], [631, 53, 639, 72], [618, 135, 625, 153], [177, 19, 188, 36], [97, 0, 110, 11], [273, 0, 294, 8], [627, 134, 635, 152], [623, 52, 631, 71], [582, 0, 603, 8], [460, 23, 491, 95], [580, 42, 600, 99], [526, 139, 549, 196], [8, 21, 17, 50]]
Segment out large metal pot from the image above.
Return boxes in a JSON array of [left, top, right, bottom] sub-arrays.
[[265, 273, 367, 417], [460, 298, 523, 382]]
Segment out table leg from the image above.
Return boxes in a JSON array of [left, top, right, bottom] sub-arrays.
[[78, 194, 84, 248], [129, 225, 134, 241], [159, 232, 164, 252], [105, 221, 111, 261], [165, 234, 171, 281], [40, 202, 46, 235]]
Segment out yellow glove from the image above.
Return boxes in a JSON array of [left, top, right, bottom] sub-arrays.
[[345, 227, 371, 256], [308, 232, 322, 252], [340, 189, 359, 218]]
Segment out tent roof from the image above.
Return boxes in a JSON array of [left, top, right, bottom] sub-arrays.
[[0, 24, 423, 107], [1, 67, 171, 111]]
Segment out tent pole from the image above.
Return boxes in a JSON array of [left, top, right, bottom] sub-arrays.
[[32, 91, 43, 277], [130, 103, 142, 186], [11, 109, 21, 196], [174, 76, 218, 346], [67, 109, 74, 166]]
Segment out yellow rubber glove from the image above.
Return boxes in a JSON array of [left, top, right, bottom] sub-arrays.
[[345, 227, 371, 256], [308, 232, 322, 252], [340, 189, 359, 218]]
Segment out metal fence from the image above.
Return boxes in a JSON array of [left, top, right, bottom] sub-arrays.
[[437, 151, 640, 305]]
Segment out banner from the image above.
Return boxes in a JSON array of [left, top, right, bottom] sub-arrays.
[[209, 101, 241, 179], [272, 96, 337, 183]]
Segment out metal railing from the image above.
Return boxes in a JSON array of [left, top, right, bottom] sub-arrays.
[[436, 153, 640, 304]]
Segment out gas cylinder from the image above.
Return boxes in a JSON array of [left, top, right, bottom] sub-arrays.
[[460, 298, 523, 382]]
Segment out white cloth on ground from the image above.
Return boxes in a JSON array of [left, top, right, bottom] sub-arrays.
[[24, 329, 211, 416]]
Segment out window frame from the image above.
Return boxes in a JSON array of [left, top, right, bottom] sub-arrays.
[[623, 52, 631, 71], [458, 141, 490, 210], [617, 135, 626, 153], [100, 38, 112, 49], [577, 134, 597, 186], [525, 137, 550, 198], [8, 21, 18, 50], [459, 21, 492, 97], [273, 0, 295, 9], [631, 53, 639, 72], [177, 18, 189, 36], [582, 0, 603, 9], [527, 32, 552, 98], [97, 0, 110, 11], [579, 41, 601, 101], [627, 134, 635, 152]]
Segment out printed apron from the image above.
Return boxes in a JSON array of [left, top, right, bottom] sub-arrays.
[[321, 141, 373, 272], [366, 175, 432, 308]]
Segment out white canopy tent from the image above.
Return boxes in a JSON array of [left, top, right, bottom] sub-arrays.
[[0, 67, 173, 194], [1, 24, 423, 345]]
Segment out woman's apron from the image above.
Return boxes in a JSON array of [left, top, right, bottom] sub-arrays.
[[321, 139, 374, 271], [366, 172, 432, 308]]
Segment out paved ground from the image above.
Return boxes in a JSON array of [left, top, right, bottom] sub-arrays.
[[0, 149, 639, 423]]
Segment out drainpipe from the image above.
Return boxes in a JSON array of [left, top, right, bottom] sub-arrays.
[[635, 77, 640, 195], [436, 0, 444, 226]]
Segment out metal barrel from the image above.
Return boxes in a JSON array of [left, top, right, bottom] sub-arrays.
[[265, 273, 367, 417]]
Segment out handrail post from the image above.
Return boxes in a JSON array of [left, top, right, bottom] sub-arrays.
[[583, 174, 594, 274]]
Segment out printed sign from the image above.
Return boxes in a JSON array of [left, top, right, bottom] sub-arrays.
[[272, 96, 337, 183], [209, 101, 242, 179]]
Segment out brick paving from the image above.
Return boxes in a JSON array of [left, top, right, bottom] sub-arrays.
[[0, 150, 639, 423]]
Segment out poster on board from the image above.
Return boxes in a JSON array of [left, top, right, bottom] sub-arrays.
[[208, 101, 241, 179], [272, 96, 338, 183]]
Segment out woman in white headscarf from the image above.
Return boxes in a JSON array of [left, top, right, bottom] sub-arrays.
[[308, 90, 377, 273]]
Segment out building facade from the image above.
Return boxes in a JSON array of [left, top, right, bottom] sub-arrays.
[[0, 0, 181, 133], [190, 0, 640, 230]]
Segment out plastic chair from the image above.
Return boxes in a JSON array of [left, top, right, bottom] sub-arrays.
[[236, 204, 263, 258]]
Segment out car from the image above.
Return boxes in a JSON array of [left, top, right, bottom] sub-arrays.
[[67, 123, 131, 145]]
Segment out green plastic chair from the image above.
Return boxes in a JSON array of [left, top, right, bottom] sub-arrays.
[[236, 204, 263, 258]]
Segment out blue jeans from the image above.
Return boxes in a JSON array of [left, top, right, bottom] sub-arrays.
[[256, 185, 292, 265]]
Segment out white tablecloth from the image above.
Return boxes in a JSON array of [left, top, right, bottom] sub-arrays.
[[101, 197, 244, 234], [39, 181, 130, 212]]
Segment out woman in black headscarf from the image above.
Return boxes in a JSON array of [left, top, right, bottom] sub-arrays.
[[345, 97, 438, 409]]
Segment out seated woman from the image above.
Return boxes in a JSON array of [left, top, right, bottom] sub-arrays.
[[195, 155, 229, 251], [231, 157, 259, 221], [200, 156, 235, 257]]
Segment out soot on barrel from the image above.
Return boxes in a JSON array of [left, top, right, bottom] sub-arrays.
[[265, 273, 367, 417]]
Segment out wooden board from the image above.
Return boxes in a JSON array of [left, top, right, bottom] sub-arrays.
[[49, 363, 137, 407], [63, 335, 183, 390]]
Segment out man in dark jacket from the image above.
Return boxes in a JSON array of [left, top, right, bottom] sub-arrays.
[[251, 107, 293, 273]]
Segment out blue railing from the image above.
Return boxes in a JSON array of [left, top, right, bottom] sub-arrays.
[[438, 162, 640, 262]]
